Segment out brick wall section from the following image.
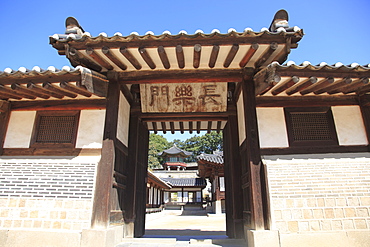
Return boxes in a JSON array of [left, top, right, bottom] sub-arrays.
[[0, 159, 98, 231], [264, 155, 370, 233]]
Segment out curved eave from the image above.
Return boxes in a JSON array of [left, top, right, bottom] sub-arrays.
[[0, 66, 108, 100], [50, 30, 303, 49], [49, 30, 303, 73], [254, 62, 370, 96]]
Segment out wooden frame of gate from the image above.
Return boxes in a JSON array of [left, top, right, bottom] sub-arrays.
[[89, 71, 273, 238], [48, 12, 304, 239]]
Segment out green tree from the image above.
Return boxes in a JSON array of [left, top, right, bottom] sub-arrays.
[[182, 131, 223, 162], [148, 133, 171, 169]]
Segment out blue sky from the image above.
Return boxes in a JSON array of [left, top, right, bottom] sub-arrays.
[[1, 0, 369, 141]]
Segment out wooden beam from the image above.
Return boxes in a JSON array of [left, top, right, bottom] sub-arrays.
[[314, 78, 351, 95], [254, 42, 278, 68], [193, 44, 201, 69], [271, 76, 299, 95], [120, 47, 142, 70], [11, 83, 50, 99], [239, 43, 259, 67], [179, 121, 184, 134], [60, 81, 92, 97], [86, 47, 114, 70], [224, 44, 239, 68], [157, 46, 170, 69], [27, 83, 64, 99], [255, 95, 358, 107], [161, 122, 167, 134], [176, 45, 185, 69], [209, 45, 220, 68], [300, 77, 334, 95], [102, 46, 127, 70], [286, 77, 317, 95], [139, 47, 156, 69], [255, 74, 281, 96], [43, 82, 78, 98], [356, 83, 370, 95], [197, 121, 201, 134], [109, 69, 244, 84]]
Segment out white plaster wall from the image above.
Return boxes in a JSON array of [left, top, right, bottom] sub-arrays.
[[237, 91, 246, 145], [76, 109, 106, 148], [332, 106, 368, 145], [4, 111, 36, 148], [117, 92, 130, 146], [257, 107, 289, 148]]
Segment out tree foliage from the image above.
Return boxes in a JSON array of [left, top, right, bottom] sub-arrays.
[[148, 131, 223, 168], [148, 133, 171, 169]]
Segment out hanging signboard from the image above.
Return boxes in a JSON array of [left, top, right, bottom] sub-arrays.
[[140, 82, 227, 113]]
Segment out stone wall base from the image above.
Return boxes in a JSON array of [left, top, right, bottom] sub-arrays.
[[0, 225, 124, 247], [81, 225, 124, 247], [0, 229, 81, 247], [280, 230, 370, 247], [246, 230, 280, 247]]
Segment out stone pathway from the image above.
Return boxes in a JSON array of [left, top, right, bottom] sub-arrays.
[[116, 210, 247, 246]]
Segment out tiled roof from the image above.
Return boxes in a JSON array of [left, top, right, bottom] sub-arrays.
[[197, 152, 224, 165], [254, 61, 370, 96], [0, 65, 108, 100], [161, 177, 206, 187], [158, 145, 192, 157]]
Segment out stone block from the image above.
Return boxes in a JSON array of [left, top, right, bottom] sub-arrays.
[[5, 229, 81, 247], [354, 219, 367, 229], [246, 230, 280, 247], [287, 221, 298, 232], [345, 208, 356, 217], [280, 232, 350, 247], [309, 220, 320, 231], [0, 230, 8, 247], [347, 230, 370, 247], [81, 225, 124, 247]]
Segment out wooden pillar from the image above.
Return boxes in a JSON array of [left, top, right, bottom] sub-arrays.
[[0, 101, 11, 155], [134, 120, 149, 237], [242, 78, 265, 230], [124, 113, 140, 237], [91, 81, 120, 229], [224, 117, 244, 238], [359, 95, 370, 149]]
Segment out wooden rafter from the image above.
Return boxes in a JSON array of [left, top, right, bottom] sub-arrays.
[[60, 81, 92, 97], [239, 43, 259, 67], [157, 46, 170, 69], [271, 76, 299, 95], [209, 45, 220, 68], [176, 45, 185, 69], [120, 47, 142, 70], [139, 47, 156, 69], [300, 77, 334, 95], [224, 44, 239, 68], [193, 44, 201, 68], [102, 46, 127, 70], [86, 47, 113, 70]]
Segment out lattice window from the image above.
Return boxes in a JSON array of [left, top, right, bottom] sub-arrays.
[[284, 107, 338, 146], [31, 111, 80, 147]]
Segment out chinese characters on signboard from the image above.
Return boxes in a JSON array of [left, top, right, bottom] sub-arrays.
[[140, 83, 227, 113]]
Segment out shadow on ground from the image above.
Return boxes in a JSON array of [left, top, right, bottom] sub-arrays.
[[144, 229, 226, 241]]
